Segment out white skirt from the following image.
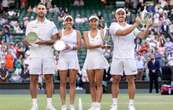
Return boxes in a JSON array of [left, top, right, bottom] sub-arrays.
[[57, 51, 79, 70], [83, 50, 109, 70]]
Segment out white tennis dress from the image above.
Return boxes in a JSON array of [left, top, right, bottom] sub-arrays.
[[57, 29, 80, 70], [83, 30, 109, 70]]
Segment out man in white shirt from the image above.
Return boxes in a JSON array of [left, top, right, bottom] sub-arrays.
[[109, 8, 152, 110], [24, 3, 58, 110]]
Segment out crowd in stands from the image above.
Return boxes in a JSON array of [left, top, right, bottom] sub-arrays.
[[0, 0, 173, 92]]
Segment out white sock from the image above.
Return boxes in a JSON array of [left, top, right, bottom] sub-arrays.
[[47, 98, 52, 105], [32, 98, 37, 105], [92, 102, 96, 107], [95, 102, 101, 107], [112, 98, 118, 104], [129, 99, 134, 105]]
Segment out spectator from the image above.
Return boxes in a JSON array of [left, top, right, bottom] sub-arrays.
[[169, 20, 173, 38], [166, 50, 173, 85], [73, 0, 84, 6], [20, 0, 28, 8], [0, 61, 8, 83], [147, 54, 160, 93], [2, 25, 13, 43], [136, 54, 145, 80], [164, 37, 173, 55], [14, 56, 22, 76], [1, 0, 9, 13], [4, 50, 14, 73], [9, 70, 22, 83], [27, 6, 33, 13], [21, 63, 29, 81]]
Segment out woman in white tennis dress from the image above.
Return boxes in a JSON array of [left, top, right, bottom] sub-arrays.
[[57, 15, 81, 110], [83, 15, 109, 110]]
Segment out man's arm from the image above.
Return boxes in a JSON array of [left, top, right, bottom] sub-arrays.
[[115, 17, 141, 36], [137, 18, 153, 39], [35, 32, 60, 45]]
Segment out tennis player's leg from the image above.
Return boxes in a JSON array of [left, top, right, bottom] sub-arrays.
[[59, 70, 68, 109], [29, 58, 41, 110], [110, 59, 123, 110], [124, 59, 137, 110], [87, 70, 96, 110], [43, 58, 56, 110], [69, 69, 78, 110], [95, 69, 104, 110]]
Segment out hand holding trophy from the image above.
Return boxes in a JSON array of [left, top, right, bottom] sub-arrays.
[[138, 10, 153, 30], [53, 40, 66, 51], [100, 28, 112, 59], [102, 28, 111, 49], [25, 32, 39, 47]]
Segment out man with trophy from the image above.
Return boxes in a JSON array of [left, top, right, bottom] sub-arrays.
[[109, 8, 153, 110], [24, 3, 58, 110]]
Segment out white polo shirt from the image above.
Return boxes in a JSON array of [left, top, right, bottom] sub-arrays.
[[25, 18, 58, 58], [109, 22, 140, 59]]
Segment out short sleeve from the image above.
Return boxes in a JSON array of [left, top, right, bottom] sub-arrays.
[[51, 22, 58, 35], [25, 22, 31, 36], [109, 22, 119, 35]]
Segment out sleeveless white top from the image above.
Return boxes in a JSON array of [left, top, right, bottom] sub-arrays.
[[57, 29, 79, 70], [59, 29, 78, 55], [83, 30, 109, 70]]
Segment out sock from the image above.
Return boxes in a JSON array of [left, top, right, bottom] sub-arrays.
[[129, 99, 134, 105], [92, 102, 96, 107], [47, 98, 52, 105], [95, 102, 100, 107], [112, 98, 118, 104], [32, 98, 37, 105]]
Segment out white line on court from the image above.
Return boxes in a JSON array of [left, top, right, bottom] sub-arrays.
[[81, 102, 173, 105]]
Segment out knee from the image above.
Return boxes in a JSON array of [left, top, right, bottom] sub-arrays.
[[69, 80, 76, 87], [95, 81, 102, 87], [60, 81, 66, 87], [44, 76, 52, 83], [89, 81, 95, 88], [31, 77, 38, 84], [127, 77, 135, 84], [112, 77, 121, 84]]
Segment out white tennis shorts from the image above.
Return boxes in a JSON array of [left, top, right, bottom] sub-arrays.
[[28, 57, 56, 75], [110, 58, 137, 76], [57, 53, 79, 70]]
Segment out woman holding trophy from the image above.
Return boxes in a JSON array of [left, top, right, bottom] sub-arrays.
[[109, 8, 153, 110], [56, 15, 81, 110], [83, 15, 109, 110]]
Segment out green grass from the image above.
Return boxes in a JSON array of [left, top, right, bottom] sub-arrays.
[[0, 94, 173, 110]]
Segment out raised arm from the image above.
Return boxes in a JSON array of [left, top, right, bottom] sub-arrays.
[[137, 18, 153, 39], [115, 17, 141, 36]]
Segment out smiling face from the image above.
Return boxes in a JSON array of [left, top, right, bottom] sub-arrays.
[[36, 4, 47, 18], [89, 18, 98, 29], [64, 17, 73, 29], [115, 10, 126, 23]]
